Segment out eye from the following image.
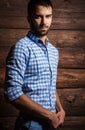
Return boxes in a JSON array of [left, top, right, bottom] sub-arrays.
[[46, 15, 52, 18], [34, 15, 41, 19]]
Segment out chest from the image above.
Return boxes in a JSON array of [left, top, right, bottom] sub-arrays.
[[26, 44, 58, 75]]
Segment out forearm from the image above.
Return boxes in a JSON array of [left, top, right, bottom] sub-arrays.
[[56, 91, 64, 111], [12, 93, 53, 120], [56, 91, 65, 126]]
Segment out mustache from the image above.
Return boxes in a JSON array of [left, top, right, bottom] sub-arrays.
[[40, 25, 48, 28]]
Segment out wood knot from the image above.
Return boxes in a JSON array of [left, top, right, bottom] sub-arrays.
[[67, 95, 75, 103]]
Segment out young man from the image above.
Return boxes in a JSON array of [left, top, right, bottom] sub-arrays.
[[5, 0, 65, 129]]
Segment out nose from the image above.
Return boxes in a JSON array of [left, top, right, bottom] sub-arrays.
[[41, 16, 46, 25]]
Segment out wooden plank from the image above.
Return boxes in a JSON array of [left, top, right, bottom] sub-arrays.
[[57, 88, 85, 116], [53, 9, 85, 18], [0, 46, 85, 68], [0, 0, 85, 8], [0, 8, 85, 17], [58, 48, 85, 68], [0, 117, 16, 130], [0, 102, 19, 117], [0, 29, 27, 47], [0, 0, 27, 17], [52, 17, 85, 29], [0, 68, 5, 88], [0, 0, 85, 17], [0, 116, 85, 130], [0, 68, 85, 88], [52, 0, 85, 8], [0, 0, 27, 7], [58, 116, 85, 130], [64, 116, 85, 126], [0, 88, 85, 116], [48, 30, 85, 48], [0, 46, 12, 68], [57, 69, 85, 88], [0, 29, 85, 48], [0, 16, 29, 29], [0, 88, 19, 116], [0, 16, 85, 29]]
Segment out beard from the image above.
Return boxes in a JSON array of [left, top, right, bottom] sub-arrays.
[[35, 29, 49, 36], [30, 22, 50, 37]]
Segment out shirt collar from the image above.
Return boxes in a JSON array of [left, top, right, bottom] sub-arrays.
[[27, 31, 49, 51]]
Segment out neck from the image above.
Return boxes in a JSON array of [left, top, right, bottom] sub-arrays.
[[30, 30, 47, 44], [39, 35, 47, 44]]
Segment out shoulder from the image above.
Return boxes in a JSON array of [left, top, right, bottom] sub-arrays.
[[7, 36, 32, 62], [15, 36, 31, 49], [12, 36, 33, 55]]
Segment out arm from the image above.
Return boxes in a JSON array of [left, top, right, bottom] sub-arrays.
[[5, 44, 52, 119], [5, 43, 60, 129], [56, 91, 65, 126], [12, 93, 61, 129], [12, 93, 53, 120]]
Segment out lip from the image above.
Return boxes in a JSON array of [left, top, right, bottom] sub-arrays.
[[41, 28, 47, 30], [40, 27, 48, 30]]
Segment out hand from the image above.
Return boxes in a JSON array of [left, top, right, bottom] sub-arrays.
[[50, 112, 60, 129], [56, 109, 65, 126]]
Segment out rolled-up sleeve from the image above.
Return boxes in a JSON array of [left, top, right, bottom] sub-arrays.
[[5, 41, 29, 101]]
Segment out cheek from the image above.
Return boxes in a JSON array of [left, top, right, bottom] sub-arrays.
[[48, 19, 52, 26], [34, 19, 41, 26]]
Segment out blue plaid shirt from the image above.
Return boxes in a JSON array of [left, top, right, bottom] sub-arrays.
[[5, 32, 59, 112]]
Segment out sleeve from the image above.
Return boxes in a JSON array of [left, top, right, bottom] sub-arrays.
[[5, 41, 29, 101]]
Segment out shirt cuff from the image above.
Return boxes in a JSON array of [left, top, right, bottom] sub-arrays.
[[5, 86, 23, 101]]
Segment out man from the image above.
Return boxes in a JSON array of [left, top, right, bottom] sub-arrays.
[[5, 0, 65, 129]]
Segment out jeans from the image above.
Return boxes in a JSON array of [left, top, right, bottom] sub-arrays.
[[14, 115, 55, 130], [21, 121, 48, 130]]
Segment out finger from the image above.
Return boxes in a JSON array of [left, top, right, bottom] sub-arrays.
[[58, 118, 64, 125]]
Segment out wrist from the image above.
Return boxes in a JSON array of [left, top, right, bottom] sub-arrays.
[[56, 105, 64, 112], [47, 111, 55, 121]]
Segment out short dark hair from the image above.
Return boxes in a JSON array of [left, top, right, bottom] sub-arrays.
[[27, 0, 53, 17]]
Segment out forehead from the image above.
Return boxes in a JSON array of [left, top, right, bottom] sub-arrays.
[[34, 5, 52, 15]]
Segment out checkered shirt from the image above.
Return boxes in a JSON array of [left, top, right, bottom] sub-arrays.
[[5, 32, 59, 112]]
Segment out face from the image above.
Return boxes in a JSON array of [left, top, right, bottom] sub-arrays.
[[28, 5, 53, 37]]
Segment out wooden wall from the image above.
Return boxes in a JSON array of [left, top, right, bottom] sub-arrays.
[[0, 0, 85, 130]]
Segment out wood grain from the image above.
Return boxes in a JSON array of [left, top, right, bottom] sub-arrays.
[[0, 29, 85, 48], [57, 69, 85, 88], [0, 88, 85, 116], [0, 68, 85, 88], [0, 0, 85, 17], [0, 0, 85, 130], [0, 116, 85, 130], [0, 16, 85, 29], [0, 46, 85, 68]]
